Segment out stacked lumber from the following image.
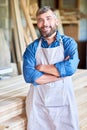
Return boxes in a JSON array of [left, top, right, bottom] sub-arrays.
[[59, 9, 87, 23], [0, 69, 87, 130], [0, 75, 30, 130]]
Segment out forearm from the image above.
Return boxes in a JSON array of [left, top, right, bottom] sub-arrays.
[[35, 74, 59, 85], [55, 57, 79, 77], [36, 64, 60, 77], [35, 56, 70, 77]]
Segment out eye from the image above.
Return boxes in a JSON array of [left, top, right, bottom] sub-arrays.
[[37, 18, 43, 23], [47, 16, 52, 21]]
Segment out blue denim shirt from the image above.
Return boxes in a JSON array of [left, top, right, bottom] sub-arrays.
[[23, 31, 79, 85]]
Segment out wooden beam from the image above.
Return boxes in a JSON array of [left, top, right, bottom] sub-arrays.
[[13, 0, 26, 55], [20, 0, 37, 40], [23, 28, 32, 46], [10, 0, 22, 74]]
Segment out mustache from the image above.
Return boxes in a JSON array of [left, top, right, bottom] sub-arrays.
[[40, 26, 51, 30]]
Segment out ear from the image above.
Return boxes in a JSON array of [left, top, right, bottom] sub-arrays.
[[56, 19, 60, 26]]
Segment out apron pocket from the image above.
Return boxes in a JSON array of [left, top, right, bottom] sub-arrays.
[[45, 80, 67, 107]]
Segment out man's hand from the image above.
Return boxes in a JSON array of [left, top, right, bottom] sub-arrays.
[[36, 64, 60, 77], [64, 56, 70, 60], [35, 74, 59, 85], [35, 56, 70, 77], [35, 56, 70, 85], [36, 64, 44, 72]]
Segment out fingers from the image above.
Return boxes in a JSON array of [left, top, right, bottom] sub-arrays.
[[64, 56, 70, 60]]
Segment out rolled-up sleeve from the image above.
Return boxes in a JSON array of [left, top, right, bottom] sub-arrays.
[[54, 37, 80, 77], [23, 43, 43, 85]]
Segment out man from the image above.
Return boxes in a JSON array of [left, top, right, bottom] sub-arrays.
[[23, 6, 80, 130]]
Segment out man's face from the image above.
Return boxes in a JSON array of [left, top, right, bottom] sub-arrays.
[[37, 10, 58, 38]]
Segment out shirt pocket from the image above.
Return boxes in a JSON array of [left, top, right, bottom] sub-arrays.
[[45, 79, 67, 107]]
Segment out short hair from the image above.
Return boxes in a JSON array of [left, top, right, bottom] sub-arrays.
[[36, 6, 56, 17]]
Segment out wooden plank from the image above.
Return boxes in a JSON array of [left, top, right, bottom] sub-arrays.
[[0, 107, 25, 123], [0, 98, 24, 113], [0, 108, 25, 124], [13, 0, 26, 55], [0, 83, 28, 95], [10, 2, 21, 60], [10, 31, 18, 64], [20, 0, 37, 40], [10, 0, 22, 74], [10, 40, 16, 63], [0, 98, 25, 123], [0, 115, 26, 130], [0, 75, 24, 88], [0, 75, 30, 101], [0, 86, 29, 102], [23, 28, 32, 45], [0, 103, 24, 118]]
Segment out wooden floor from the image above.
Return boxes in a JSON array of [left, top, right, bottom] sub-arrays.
[[0, 69, 87, 130]]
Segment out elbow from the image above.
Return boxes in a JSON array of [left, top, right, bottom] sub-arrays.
[[23, 69, 32, 83], [23, 74, 38, 86], [66, 59, 80, 76], [23, 74, 31, 83], [67, 69, 76, 76], [24, 78, 30, 83], [23, 70, 37, 85], [65, 67, 76, 77]]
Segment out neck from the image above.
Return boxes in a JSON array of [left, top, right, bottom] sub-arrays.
[[45, 32, 56, 45]]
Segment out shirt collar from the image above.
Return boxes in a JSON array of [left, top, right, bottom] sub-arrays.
[[56, 31, 61, 41]]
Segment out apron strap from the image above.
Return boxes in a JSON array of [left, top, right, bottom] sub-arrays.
[[38, 39, 42, 48]]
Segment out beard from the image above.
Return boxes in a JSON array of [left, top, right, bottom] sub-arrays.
[[39, 25, 57, 38]]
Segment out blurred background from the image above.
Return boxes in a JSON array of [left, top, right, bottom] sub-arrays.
[[0, 0, 87, 77], [0, 1, 87, 130]]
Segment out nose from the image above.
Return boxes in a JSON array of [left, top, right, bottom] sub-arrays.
[[43, 19, 48, 26]]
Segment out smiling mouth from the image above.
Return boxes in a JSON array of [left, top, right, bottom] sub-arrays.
[[41, 27, 50, 32]]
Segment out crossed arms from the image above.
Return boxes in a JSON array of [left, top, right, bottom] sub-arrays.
[[35, 56, 70, 84], [23, 38, 79, 85]]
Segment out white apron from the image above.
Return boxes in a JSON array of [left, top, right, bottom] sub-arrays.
[[26, 38, 79, 130]]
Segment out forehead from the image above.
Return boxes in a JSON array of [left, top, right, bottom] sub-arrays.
[[37, 10, 55, 19]]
